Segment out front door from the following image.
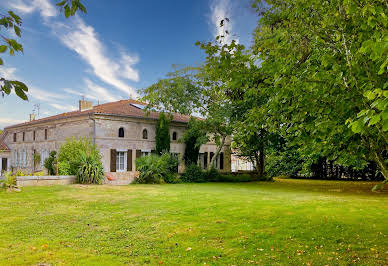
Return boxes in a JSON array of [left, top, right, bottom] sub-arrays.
[[1, 158, 7, 172]]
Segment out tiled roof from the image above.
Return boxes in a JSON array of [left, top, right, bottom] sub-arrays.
[[5, 99, 191, 129], [0, 133, 9, 151]]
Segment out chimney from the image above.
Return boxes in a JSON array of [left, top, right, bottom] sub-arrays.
[[79, 99, 93, 111], [29, 114, 36, 121]]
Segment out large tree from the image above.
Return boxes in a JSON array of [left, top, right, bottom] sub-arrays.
[[252, 0, 388, 188]]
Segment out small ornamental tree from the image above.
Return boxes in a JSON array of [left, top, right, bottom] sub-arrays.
[[155, 113, 171, 155], [44, 151, 57, 176]]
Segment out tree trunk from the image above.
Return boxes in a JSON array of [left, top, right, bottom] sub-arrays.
[[208, 135, 226, 170]]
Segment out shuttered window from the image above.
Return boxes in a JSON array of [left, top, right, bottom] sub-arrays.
[[110, 149, 117, 172], [127, 150, 132, 171]]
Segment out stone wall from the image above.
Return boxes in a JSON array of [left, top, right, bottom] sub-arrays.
[[16, 175, 76, 186]]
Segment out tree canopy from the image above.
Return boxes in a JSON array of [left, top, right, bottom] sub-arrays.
[[142, 0, 387, 189]]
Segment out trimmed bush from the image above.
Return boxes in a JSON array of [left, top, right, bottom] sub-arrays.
[[216, 174, 254, 182], [203, 167, 220, 182], [44, 151, 57, 175], [181, 164, 204, 183]]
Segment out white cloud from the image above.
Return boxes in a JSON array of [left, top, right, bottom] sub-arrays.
[[49, 103, 77, 112], [64, 80, 122, 103], [54, 17, 139, 97], [83, 79, 121, 102], [9, 0, 58, 18], [210, 0, 237, 44], [5, 0, 140, 98]]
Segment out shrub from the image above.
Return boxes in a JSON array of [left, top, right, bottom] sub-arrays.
[[216, 174, 254, 182], [135, 153, 180, 184], [77, 152, 104, 184], [58, 137, 100, 176], [58, 161, 71, 175], [181, 164, 204, 183], [0, 172, 16, 189], [135, 154, 168, 184], [203, 167, 220, 182], [44, 151, 57, 175]]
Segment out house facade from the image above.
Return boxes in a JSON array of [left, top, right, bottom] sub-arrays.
[[0, 99, 231, 184]]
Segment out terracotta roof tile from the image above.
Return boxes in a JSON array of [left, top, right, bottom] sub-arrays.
[[0, 133, 9, 151], [5, 99, 191, 129]]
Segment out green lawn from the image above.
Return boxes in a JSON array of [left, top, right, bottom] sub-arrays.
[[0, 179, 387, 265]]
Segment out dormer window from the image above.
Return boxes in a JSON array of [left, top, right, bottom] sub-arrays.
[[172, 131, 177, 141], [142, 129, 148, 139], [118, 127, 124, 138]]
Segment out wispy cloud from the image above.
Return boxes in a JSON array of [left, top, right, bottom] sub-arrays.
[[210, 0, 237, 44], [9, 0, 58, 18], [49, 103, 77, 112], [64, 80, 121, 103], [54, 18, 139, 97], [7, 0, 140, 99]]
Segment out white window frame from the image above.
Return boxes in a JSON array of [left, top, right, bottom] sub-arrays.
[[116, 150, 127, 172]]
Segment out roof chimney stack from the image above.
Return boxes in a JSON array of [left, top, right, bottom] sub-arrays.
[[29, 114, 36, 121], [79, 99, 93, 112]]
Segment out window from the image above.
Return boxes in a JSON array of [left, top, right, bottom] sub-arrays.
[[33, 131, 36, 141], [44, 129, 48, 140], [22, 132, 25, 142], [13, 133, 16, 142], [172, 131, 177, 141], [142, 129, 148, 139], [116, 151, 126, 172], [118, 127, 124, 138]]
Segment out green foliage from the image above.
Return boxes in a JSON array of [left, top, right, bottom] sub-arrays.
[[58, 137, 100, 176], [180, 164, 204, 183], [183, 117, 208, 166], [58, 161, 71, 176], [135, 153, 179, 184], [251, 0, 388, 185], [77, 152, 104, 184], [155, 113, 171, 155], [44, 151, 57, 176], [0, 172, 16, 189], [56, 0, 87, 18]]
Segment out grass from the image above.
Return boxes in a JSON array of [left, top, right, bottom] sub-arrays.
[[0, 179, 387, 265]]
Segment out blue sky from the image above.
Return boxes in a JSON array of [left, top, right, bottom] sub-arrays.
[[0, 0, 258, 128]]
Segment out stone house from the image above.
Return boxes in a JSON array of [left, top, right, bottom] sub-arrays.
[[0, 99, 231, 184]]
